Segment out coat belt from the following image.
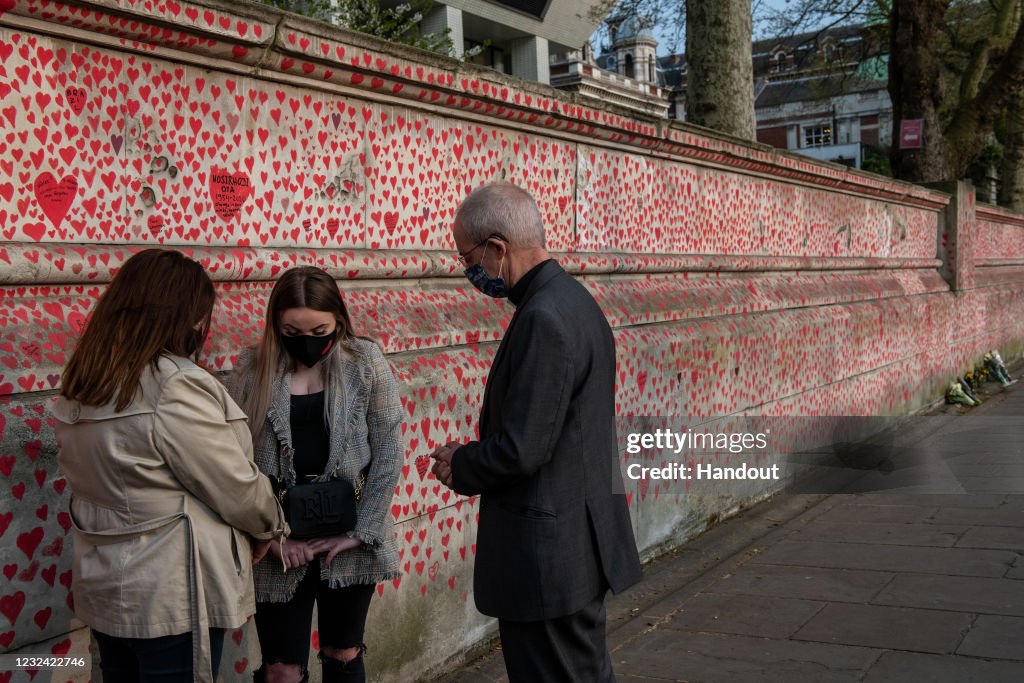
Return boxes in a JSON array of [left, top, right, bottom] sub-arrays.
[[71, 497, 215, 683]]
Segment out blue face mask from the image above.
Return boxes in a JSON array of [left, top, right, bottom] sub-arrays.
[[464, 246, 507, 298]]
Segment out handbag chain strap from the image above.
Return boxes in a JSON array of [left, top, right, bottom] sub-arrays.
[[353, 471, 365, 502]]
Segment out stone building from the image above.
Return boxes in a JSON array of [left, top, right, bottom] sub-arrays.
[[548, 13, 670, 119], [382, 0, 607, 84], [653, 24, 892, 170], [562, 20, 892, 171], [749, 24, 892, 170], [397, 4, 892, 169]]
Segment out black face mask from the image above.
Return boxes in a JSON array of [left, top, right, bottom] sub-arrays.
[[281, 329, 337, 368]]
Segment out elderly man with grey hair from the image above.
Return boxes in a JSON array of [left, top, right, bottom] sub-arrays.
[[432, 182, 642, 682]]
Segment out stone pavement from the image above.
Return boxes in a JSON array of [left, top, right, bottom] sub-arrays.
[[434, 381, 1024, 683]]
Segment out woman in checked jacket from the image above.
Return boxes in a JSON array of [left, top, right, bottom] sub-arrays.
[[227, 266, 402, 683]]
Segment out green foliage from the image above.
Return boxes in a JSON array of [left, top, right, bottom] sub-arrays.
[[977, 141, 1005, 169], [257, 0, 460, 58], [861, 145, 892, 176]]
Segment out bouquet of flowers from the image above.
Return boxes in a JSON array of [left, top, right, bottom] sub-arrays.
[[983, 350, 1017, 387], [946, 381, 979, 407], [957, 376, 981, 404], [965, 366, 990, 391]]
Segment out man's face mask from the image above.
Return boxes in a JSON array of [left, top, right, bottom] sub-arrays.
[[464, 241, 508, 299]]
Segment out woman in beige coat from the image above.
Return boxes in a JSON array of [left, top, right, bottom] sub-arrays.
[[53, 249, 288, 683]]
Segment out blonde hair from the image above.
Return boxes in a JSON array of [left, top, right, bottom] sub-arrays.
[[240, 267, 356, 443]]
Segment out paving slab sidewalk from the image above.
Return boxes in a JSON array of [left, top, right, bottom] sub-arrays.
[[433, 382, 1024, 683]]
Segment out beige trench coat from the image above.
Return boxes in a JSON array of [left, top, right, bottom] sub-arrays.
[[52, 355, 287, 682]]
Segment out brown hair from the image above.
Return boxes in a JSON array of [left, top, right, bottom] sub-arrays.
[[60, 249, 215, 411], [241, 266, 356, 442]]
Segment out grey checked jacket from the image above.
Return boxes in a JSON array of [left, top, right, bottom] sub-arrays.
[[226, 337, 402, 602]]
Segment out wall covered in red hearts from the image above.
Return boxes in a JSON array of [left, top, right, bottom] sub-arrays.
[[1, 0, 1024, 681]]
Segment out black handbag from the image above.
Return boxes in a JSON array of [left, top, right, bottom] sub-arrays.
[[279, 478, 359, 540]]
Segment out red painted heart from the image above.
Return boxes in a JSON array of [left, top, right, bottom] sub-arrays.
[[0, 591, 25, 626], [208, 169, 253, 222], [415, 455, 430, 480], [65, 87, 88, 115], [34, 173, 78, 230]]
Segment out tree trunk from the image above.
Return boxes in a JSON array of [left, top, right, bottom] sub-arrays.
[[888, 0, 950, 181], [685, 0, 755, 140], [999, 92, 1024, 210]]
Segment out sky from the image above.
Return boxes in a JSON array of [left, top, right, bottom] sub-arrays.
[[591, 0, 839, 58]]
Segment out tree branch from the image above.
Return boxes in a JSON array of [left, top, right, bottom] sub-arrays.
[[958, 0, 1019, 101], [945, 11, 1024, 173]]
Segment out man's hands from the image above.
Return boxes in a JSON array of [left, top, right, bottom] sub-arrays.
[[430, 441, 460, 488], [267, 536, 362, 569]]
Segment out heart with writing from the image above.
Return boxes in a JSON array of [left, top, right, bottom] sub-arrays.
[[208, 169, 254, 222], [33, 174, 79, 231]]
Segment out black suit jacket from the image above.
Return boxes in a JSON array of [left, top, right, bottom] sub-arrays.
[[452, 260, 643, 621]]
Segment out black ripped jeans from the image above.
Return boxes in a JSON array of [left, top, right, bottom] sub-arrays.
[[255, 558, 374, 676]]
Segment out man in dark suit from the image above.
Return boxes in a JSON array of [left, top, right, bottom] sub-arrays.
[[432, 182, 643, 682]]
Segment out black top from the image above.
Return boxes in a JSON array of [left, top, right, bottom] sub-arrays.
[[508, 258, 553, 306], [290, 391, 330, 481]]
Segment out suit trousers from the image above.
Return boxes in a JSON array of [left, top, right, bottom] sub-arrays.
[[498, 591, 615, 683]]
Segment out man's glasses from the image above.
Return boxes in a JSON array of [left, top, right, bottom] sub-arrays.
[[456, 233, 507, 267]]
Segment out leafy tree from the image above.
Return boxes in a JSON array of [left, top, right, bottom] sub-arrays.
[[862, 145, 893, 175], [601, 0, 1024, 207], [733, 0, 1024, 204]]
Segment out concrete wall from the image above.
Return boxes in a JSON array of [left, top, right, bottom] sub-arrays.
[[1, 0, 1023, 681]]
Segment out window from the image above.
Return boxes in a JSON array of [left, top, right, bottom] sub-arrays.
[[823, 42, 843, 63], [774, 51, 787, 72], [648, 56, 655, 83], [624, 53, 634, 78], [803, 124, 832, 147]]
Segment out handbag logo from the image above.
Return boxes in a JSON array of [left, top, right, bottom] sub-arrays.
[[300, 489, 340, 520]]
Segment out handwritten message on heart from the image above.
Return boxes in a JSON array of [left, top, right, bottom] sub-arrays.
[[33, 173, 78, 231], [64, 87, 87, 116], [208, 169, 253, 222], [415, 455, 431, 480]]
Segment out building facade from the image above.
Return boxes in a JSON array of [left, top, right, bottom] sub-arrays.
[[383, 0, 606, 84], [584, 21, 894, 170], [400, 5, 893, 170], [750, 24, 892, 170]]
